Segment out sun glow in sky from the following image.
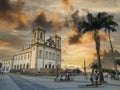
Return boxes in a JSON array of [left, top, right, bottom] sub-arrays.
[[0, 0, 120, 69]]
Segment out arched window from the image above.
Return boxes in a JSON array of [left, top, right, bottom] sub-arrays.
[[49, 52, 51, 60], [14, 65, 16, 70], [34, 32, 36, 38], [26, 63, 29, 69], [45, 64, 47, 68], [52, 65, 54, 68], [46, 51, 48, 59], [3, 67, 5, 71], [20, 64, 22, 70], [49, 64, 51, 68], [57, 40, 59, 45], [40, 32, 43, 39], [28, 54, 30, 59], [23, 64, 25, 69], [39, 50, 42, 58], [17, 65, 19, 70], [24, 54, 26, 60]]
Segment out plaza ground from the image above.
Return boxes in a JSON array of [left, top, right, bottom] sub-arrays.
[[0, 74, 120, 90]]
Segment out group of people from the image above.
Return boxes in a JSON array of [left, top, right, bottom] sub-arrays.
[[89, 74, 99, 84], [58, 72, 73, 81]]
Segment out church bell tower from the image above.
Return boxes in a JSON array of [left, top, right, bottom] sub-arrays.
[[30, 25, 46, 69]]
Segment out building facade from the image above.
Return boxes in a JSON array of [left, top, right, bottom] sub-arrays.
[[1, 58, 13, 73], [1, 25, 61, 72]]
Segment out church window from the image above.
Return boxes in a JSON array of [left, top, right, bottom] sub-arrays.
[[34, 32, 36, 38], [28, 54, 30, 59], [49, 64, 51, 68], [20, 64, 22, 70], [46, 51, 48, 59], [52, 65, 54, 68], [18, 56, 20, 60], [53, 53, 55, 60], [45, 64, 47, 68], [23, 64, 25, 69], [40, 32, 43, 39], [57, 54, 59, 60], [14, 65, 16, 70], [17, 65, 19, 69], [57, 40, 59, 45], [24, 54, 26, 60], [21, 55, 23, 60], [49, 52, 51, 59], [26, 63, 29, 69], [39, 50, 42, 58]]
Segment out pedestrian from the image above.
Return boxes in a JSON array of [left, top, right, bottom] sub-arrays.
[[95, 74, 98, 87], [90, 74, 94, 84]]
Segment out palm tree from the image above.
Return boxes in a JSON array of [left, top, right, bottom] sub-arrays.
[[78, 12, 108, 82], [115, 59, 120, 66], [91, 63, 99, 74], [103, 15, 119, 79]]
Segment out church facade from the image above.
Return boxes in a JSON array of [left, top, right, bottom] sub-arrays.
[[1, 26, 61, 73]]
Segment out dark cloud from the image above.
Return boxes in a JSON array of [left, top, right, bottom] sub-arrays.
[[0, 0, 10, 12], [33, 12, 65, 32], [68, 10, 85, 44], [68, 28, 83, 44], [0, 0, 28, 30], [71, 10, 80, 27], [33, 12, 53, 30]]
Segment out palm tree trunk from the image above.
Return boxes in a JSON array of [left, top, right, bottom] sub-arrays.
[[108, 31, 119, 79], [94, 31, 104, 82]]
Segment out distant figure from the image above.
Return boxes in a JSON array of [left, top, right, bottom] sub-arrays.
[[60, 74, 64, 81], [95, 74, 99, 86], [66, 72, 70, 80], [90, 74, 94, 84], [111, 73, 115, 80]]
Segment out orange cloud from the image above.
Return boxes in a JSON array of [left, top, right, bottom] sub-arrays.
[[0, 40, 9, 46], [61, 0, 71, 13], [61, 27, 109, 68]]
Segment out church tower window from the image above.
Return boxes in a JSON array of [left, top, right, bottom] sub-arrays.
[[40, 32, 43, 39], [39, 50, 42, 58], [49, 64, 51, 68], [26, 63, 29, 69], [34, 32, 36, 38], [45, 64, 47, 68]]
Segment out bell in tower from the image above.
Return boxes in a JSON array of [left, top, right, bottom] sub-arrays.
[[53, 32, 61, 49], [32, 25, 46, 45]]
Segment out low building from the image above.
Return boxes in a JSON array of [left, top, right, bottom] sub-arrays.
[[1, 58, 13, 73]]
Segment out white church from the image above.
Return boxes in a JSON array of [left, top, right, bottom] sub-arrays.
[[1, 25, 61, 73]]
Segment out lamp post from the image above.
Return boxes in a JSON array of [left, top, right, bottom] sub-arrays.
[[56, 65, 59, 79], [83, 58, 87, 80]]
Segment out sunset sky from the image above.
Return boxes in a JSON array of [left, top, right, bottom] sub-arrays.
[[0, 0, 120, 69]]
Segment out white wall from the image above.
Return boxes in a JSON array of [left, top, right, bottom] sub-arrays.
[[2, 59, 12, 73]]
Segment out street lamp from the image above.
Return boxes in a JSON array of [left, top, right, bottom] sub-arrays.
[[83, 58, 88, 80]]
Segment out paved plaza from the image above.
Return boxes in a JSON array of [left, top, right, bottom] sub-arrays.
[[0, 74, 120, 90]]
